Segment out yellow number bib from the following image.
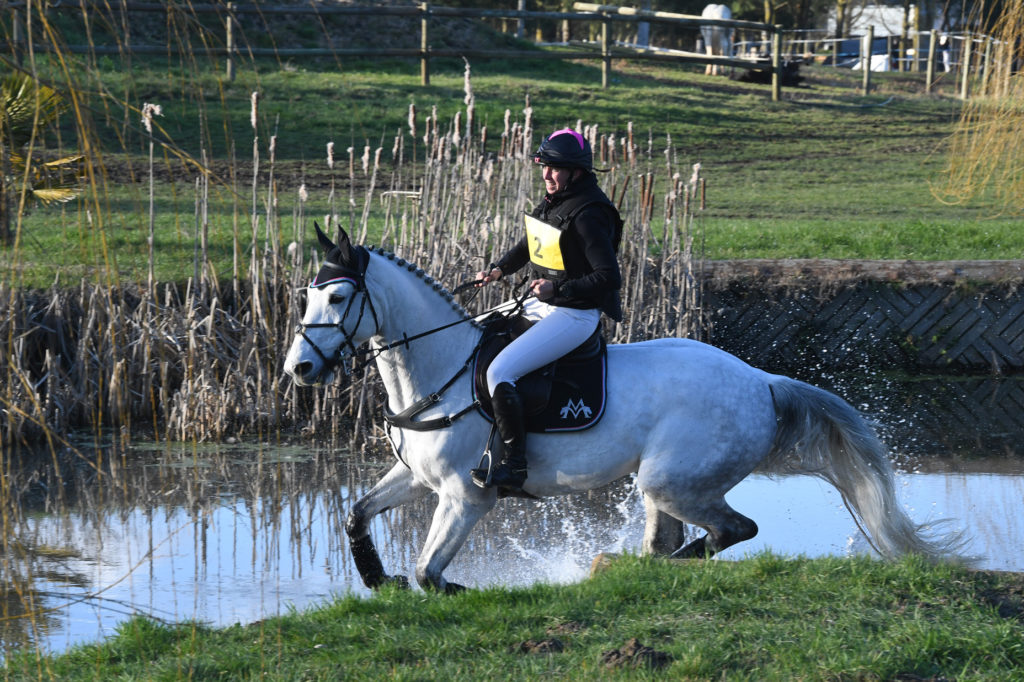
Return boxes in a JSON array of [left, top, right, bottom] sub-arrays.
[[524, 214, 565, 275]]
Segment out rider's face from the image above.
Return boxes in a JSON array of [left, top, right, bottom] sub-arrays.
[[542, 165, 575, 194]]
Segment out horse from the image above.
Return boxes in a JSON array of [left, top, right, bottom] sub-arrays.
[[700, 4, 734, 76], [283, 225, 968, 594]]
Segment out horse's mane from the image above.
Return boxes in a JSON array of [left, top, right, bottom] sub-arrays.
[[366, 245, 476, 325]]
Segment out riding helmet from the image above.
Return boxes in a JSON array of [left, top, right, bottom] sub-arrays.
[[533, 128, 593, 171]]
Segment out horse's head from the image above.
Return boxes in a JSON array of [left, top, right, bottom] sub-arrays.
[[284, 223, 379, 386]]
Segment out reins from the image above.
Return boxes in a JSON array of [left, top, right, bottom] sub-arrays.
[[297, 269, 532, 434], [362, 276, 529, 366], [379, 275, 532, 433]]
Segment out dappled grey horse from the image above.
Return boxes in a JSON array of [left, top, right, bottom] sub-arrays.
[[284, 225, 967, 593]]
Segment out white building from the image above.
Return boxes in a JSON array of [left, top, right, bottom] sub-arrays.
[[828, 3, 917, 37]]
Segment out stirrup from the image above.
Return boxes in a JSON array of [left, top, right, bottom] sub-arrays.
[[471, 422, 500, 488], [470, 448, 493, 488]]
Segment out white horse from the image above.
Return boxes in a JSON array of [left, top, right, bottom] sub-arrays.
[[284, 225, 967, 593], [700, 4, 734, 76]]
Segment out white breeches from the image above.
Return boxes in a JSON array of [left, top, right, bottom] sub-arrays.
[[486, 298, 600, 395]]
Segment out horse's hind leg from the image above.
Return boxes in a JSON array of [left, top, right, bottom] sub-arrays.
[[669, 498, 758, 560], [346, 462, 430, 589], [642, 494, 687, 555]]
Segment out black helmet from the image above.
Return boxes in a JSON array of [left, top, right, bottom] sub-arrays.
[[533, 128, 593, 171]]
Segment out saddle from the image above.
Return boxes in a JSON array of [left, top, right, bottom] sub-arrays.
[[472, 314, 608, 433]]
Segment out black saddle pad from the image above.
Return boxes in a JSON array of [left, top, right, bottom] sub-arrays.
[[472, 314, 608, 433]]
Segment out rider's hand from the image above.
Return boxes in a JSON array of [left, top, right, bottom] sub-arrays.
[[475, 267, 502, 287], [530, 278, 556, 301]]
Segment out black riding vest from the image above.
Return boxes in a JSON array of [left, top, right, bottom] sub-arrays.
[[527, 177, 624, 320]]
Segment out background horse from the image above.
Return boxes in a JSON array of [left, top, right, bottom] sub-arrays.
[[284, 226, 967, 594], [700, 4, 734, 76]]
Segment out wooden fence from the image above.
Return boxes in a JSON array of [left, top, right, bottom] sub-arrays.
[[3, 1, 784, 99], [5, 1, 1003, 99], [771, 29, 1002, 99]]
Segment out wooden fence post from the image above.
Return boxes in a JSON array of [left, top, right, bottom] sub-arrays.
[[925, 29, 936, 93], [771, 27, 782, 102], [981, 36, 992, 95], [861, 25, 873, 95], [912, 29, 920, 72], [420, 2, 431, 86], [600, 10, 611, 88], [998, 39, 1010, 97], [960, 34, 972, 99], [516, 0, 525, 39], [226, 2, 236, 82], [11, 10, 23, 65]]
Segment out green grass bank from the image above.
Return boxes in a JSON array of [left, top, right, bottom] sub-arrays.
[[6, 554, 1023, 681]]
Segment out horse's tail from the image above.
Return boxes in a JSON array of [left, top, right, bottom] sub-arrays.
[[762, 376, 972, 564]]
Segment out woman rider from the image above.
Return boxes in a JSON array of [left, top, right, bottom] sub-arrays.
[[471, 128, 624, 492]]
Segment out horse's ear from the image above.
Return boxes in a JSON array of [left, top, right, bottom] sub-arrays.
[[335, 226, 353, 259], [314, 221, 336, 253]]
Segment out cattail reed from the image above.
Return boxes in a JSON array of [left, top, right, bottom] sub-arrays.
[[142, 102, 163, 300]]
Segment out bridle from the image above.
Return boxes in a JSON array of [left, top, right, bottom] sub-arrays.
[[294, 273, 381, 378], [294, 257, 532, 437], [295, 263, 530, 379]]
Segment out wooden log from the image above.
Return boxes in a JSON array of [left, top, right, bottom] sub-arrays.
[[702, 259, 1024, 288]]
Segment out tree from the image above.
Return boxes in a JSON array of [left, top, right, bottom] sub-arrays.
[[0, 73, 83, 246], [938, 2, 1024, 215]]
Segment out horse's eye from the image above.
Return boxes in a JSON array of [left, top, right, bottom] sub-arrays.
[[328, 294, 346, 305]]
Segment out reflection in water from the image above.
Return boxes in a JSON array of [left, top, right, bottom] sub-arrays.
[[1, 377, 1023, 659]]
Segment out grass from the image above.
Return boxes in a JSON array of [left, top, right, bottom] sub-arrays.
[[5, 51, 1023, 289], [6, 553, 1022, 680]]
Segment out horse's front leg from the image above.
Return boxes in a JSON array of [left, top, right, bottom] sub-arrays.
[[415, 486, 495, 594], [346, 462, 429, 590]]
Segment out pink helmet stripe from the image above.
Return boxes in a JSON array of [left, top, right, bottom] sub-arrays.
[[548, 128, 585, 149]]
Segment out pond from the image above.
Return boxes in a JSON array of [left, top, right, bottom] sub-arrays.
[[2, 375, 1022, 659]]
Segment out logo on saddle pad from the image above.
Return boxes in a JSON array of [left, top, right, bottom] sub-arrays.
[[559, 398, 592, 420]]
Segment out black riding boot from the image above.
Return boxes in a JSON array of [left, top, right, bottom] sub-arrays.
[[472, 382, 527, 490]]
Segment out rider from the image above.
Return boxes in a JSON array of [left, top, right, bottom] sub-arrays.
[[470, 127, 624, 491]]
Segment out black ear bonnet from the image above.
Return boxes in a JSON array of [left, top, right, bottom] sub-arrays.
[[310, 222, 370, 289]]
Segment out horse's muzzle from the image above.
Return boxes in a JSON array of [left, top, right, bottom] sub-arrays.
[[285, 358, 337, 387]]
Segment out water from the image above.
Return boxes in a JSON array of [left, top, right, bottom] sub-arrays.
[[2, 376, 1023, 659]]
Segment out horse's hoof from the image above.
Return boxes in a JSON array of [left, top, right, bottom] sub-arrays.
[[444, 581, 467, 594], [375, 574, 410, 590], [670, 536, 713, 560]]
